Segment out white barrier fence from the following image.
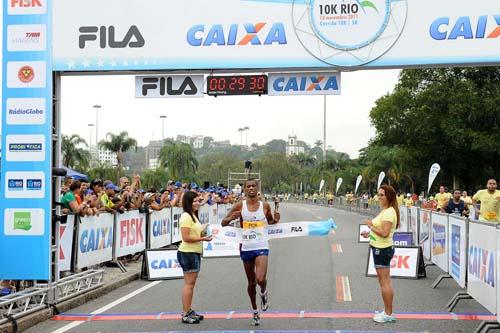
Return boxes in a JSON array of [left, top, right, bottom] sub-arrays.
[[59, 204, 234, 271]]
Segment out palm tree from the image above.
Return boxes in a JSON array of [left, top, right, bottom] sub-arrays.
[[290, 152, 316, 169], [238, 127, 244, 145], [159, 140, 198, 180], [314, 140, 323, 149], [99, 131, 137, 174], [62, 134, 90, 171]]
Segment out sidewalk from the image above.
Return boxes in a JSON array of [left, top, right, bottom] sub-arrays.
[[0, 260, 142, 333]]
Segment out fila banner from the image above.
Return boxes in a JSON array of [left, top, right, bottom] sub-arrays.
[[135, 75, 204, 98], [268, 72, 340, 96], [114, 210, 146, 258], [52, 0, 500, 71], [77, 214, 114, 269]]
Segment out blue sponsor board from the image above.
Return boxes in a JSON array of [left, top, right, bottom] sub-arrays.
[[451, 224, 461, 279], [393, 232, 413, 247], [1, 0, 52, 280]]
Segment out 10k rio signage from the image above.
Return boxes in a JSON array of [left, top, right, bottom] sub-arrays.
[[1, 0, 53, 280]]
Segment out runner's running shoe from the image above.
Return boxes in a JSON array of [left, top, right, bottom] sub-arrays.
[[260, 290, 269, 311], [181, 311, 200, 324], [251, 311, 260, 326]]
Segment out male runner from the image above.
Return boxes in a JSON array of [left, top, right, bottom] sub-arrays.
[[222, 178, 280, 326]]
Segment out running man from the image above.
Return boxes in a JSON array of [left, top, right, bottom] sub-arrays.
[[221, 178, 280, 326]]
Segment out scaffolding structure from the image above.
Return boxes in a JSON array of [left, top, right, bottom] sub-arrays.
[[228, 170, 261, 192]]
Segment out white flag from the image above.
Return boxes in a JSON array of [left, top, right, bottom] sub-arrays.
[[336, 178, 343, 194], [428, 163, 441, 193], [319, 179, 325, 193], [377, 171, 385, 190], [355, 175, 363, 195]]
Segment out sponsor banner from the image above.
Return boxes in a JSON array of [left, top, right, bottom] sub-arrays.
[[149, 209, 172, 249], [213, 219, 336, 243], [354, 175, 362, 195], [7, 24, 47, 52], [394, 232, 413, 247], [467, 221, 496, 314], [6, 97, 46, 125], [336, 177, 343, 194], [114, 210, 146, 257], [419, 208, 431, 260], [208, 204, 218, 224], [59, 215, 75, 272], [268, 72, 340, 96], [367, 246, 420, 279], [77, 214, 114, 269], [1, 0, 53, 280], [377, 171, 385, 189], [135, 75, 204, 98], [448, 216, 467, 288], [409, 206, 418, 247], [359, 224, 370, 243], [199, 205, 210, 224], [428, 163, 441, 193], [171, 207, 182, 243], [399, 206, 409, 233], [144, 249, 183, 280], [53, 0, 500, 71], [430, 212, 448, 272], [203, 224, 240, 257]]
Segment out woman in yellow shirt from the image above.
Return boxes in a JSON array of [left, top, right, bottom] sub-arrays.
[[361, 185, 400, 323], [177, 191, 213, 324]]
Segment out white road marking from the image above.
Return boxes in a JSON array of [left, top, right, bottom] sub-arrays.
[[51, 281, 162, 333]]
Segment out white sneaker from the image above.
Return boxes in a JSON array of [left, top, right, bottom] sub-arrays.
[[373, 311, 396, 323]]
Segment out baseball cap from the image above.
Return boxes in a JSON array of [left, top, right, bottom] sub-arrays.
[[191, 182, 199, 189], [137, 188, 145, 193], [175, 181, 182, 188], [105, 183, 120, 192], [144, 192, 155, 201]]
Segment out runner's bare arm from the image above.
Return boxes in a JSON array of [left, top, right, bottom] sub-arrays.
[[221, 202, 243, 227], [264, 202, 280, 225]]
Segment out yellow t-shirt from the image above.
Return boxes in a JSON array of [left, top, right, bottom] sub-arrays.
[[435, 192, 451, 209], [397, 195, 404, 206], [178, 212, 203, 253], [404, 198, 413, 207], [473, 190, 500, 222], [369, 207, 398, 248]]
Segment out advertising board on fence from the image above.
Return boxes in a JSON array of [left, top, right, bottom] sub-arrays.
[[399, 206, 409, 232], [199, 205, 210, 224], [431, 212, 448, 272], [394, 232, 413, 247], [448, 216, 467, 288], [149, 209, 172, 249], [467, 221, 497, 314], [59, 215, 75, 272], [216, 204, 227, 224], [366, 246, 421, 279], [203, 224, 239, 257], [114, 211, 146, 258], [410, 207, 418, 249], [143, 249, 183, 280], [171, 207, 182, 243], [419, 209, 431, 260], [209, 204, 217, 224], [77, 214, 113, 269]]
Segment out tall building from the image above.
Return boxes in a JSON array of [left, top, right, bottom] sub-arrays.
[[192, 135, 204, 149], [145, 140, 164, 169], [286, 134, 305, 156], [90, 147, 118, 166]]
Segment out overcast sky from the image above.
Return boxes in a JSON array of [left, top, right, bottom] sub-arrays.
[[59, 70, 399, 158]]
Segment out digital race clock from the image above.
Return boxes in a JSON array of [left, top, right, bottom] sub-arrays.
[[206, 74, 267, 96]]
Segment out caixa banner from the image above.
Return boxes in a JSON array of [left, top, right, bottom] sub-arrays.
[[52, 0, 500, 71], [268, 72, 340, 96]]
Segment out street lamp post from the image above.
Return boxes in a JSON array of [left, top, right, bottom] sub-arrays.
[[93, 104, 102, 148], [87, 123, 94, 149], [160, 115, 167, 141]]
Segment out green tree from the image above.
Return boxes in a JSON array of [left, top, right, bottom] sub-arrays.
[[87, 161, 120, 182], [99, 131, 137, 176], [253, 152, 298, 192], [159, 140, 198, 180], [62, 134, 91, 171], [197, 152, 242, 186]]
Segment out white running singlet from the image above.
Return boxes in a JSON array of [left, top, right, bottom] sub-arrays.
[[240, 200, 269, 251]]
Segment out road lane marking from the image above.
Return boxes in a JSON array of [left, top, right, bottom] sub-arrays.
[[51, 281, 162, 333], [335, 276, 351, 302], [331, 244, 343, 253]]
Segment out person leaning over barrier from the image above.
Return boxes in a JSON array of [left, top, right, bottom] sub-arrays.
[[361, 184, 400, 323], [177, 191, 213, 324], [60, 180, 92, 216]]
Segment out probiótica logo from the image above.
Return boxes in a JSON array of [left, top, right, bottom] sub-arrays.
[[9, 143, 42, 152], [309, 0, 390, 50], [187, 23, 287, 46], [430, 15, 500, 40]]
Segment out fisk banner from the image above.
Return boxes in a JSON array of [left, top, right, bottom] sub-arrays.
[[114, 211, 146, 258], [268, 72, 340, 96]]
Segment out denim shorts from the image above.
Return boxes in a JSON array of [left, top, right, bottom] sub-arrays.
[[371, 246, 395, 269], [177, 251, 201, 273], [240, 249, 269, 263]]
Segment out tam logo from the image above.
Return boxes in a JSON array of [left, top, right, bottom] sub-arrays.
[[430, 15, 500, 40], [187, 23, 287, 46]]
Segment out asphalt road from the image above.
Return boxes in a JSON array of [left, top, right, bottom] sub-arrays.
[[27, 203, 498, 333]]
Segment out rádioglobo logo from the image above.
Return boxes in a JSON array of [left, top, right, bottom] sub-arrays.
[[430, 15, 500, 40], [6, 98, 46, 125], [79, 25, 145, 49], [187, 23, 287, 46], [309, 0, 390, 50]]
